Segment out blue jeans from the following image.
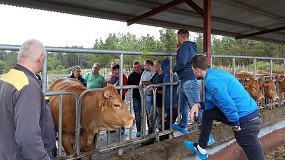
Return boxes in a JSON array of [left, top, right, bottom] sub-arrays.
[[133, 98, 141, 132], [146, 95, 152, 114], [199, 107, 265, 160], [179, 79, 201, 128]]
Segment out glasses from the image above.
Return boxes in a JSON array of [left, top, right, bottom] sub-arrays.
[[92, 67, 99, 69]]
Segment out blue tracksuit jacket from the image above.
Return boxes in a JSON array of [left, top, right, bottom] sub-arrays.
[[200, 68, 259, 126]]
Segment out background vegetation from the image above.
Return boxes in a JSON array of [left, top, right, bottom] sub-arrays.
[[0, 28, 284, 75]]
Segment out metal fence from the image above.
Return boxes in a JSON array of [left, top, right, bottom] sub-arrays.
[[1, 44, 285, 159]]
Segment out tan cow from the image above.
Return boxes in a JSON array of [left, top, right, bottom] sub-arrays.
[[48, 78, 135, 160], [263, 79, 279, 100], [243, 76, 265, 101]]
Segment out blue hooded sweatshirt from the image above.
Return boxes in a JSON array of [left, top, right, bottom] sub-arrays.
[[173, 41, 197, 82], [161, 59, 179, 111]]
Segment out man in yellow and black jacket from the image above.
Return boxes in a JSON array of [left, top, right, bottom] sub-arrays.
[[0, 39, 56, 160]]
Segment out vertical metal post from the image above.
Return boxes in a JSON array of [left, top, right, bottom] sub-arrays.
[[170, 56, 173, 127], [141, 89, 146, 138], [270, 59, 273, 77], [119, 53, 124, 97], [129, 89, 134, 139], [152, 88, 157, 135], [203, 0, 212, 63], [162, 86, 165, 132], [75, 94, 82, 156], [58, 95, 63, 156], [42, 50, 48, 93], [253, 58, 257, 77], [232, 57, 236, 75]]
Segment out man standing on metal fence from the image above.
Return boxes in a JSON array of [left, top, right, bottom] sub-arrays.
[[185, 55, 264, 160], [171, 29, 201, 134]]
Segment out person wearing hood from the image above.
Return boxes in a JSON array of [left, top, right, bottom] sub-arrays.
[[68, 65, 86, 86], [170, 29, 201, 134], [159, 59, 179, 141]]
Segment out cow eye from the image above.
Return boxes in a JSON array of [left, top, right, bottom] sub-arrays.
[[114, 104, 121, 108]]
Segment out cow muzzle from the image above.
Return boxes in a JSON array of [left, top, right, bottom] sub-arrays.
[[123, 118, 135, 128]]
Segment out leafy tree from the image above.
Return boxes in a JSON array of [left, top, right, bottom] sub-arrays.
[[0, 60, 6, 74], [159, 28, 176, 52]]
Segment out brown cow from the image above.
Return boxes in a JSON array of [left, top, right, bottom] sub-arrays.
[[48, 78, 135, 159], [263, 79, 279, 100], [243, 76, 265, 101]]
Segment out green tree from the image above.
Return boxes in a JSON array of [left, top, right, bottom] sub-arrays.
[[159, 28, 177, 52]]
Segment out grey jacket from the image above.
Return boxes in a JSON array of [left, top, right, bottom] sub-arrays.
[[0, 64, 56, 160]]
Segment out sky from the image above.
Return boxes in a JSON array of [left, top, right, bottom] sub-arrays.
[[0, 4, 162, 48]]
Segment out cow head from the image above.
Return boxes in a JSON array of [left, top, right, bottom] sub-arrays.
[[96, 85, 135, 130], [243, 76, 265, 101], [263, 79, 279, 100]]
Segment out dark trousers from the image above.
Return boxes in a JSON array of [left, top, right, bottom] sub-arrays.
[[165, 107, 178, 130], [133, 98, 141, 132], [199, 107, 265, 160]]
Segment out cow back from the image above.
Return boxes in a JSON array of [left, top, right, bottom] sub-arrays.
[[49, 78, 86, 133]]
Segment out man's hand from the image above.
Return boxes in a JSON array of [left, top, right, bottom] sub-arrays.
[[189, 103, 200, 121], [170, 69, 174, 76]]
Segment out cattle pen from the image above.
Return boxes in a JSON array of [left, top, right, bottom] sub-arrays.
[[1, 44, 285, 159]]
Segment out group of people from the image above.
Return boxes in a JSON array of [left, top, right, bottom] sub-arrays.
[[0, 28, 265, 160]]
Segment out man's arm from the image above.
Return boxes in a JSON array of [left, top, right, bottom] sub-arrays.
[[14, 84, 50, 159], [173, 45, 189, 72]]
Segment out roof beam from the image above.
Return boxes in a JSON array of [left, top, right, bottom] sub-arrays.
[[127, 0, 184, 26], [183, 0, 203, 16], [139, 18, 285, 44], [115, 0, 285, 37], [236, 26, 285, 39]]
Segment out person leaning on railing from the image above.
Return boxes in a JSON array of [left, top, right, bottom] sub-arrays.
[[68, 65, 86, 87]]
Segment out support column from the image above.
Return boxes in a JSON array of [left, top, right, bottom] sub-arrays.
[[203, 0, 212, 64]]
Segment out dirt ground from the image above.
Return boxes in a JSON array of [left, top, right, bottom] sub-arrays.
[[266, 143, 285, 160]]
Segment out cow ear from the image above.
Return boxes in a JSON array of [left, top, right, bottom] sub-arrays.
[[104, 91, 111, 99]]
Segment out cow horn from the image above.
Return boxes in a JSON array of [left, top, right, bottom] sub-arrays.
[[104, 91, 110, 99]]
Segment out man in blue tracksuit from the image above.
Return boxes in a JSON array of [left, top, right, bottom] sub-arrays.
[[171, 29, 201, 134], [185, 55, 264, 160]]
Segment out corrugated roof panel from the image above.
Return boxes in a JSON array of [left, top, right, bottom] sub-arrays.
[[0, 0, 284, 43]]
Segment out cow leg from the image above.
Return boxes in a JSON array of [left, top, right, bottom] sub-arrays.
[[62, 133, 75, 156], [81, 134, 96, 160]]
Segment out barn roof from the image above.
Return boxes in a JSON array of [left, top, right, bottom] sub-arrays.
[[1, 0, 285, 43]]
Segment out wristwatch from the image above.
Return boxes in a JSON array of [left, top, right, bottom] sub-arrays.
[[232, 125, 241, 131]]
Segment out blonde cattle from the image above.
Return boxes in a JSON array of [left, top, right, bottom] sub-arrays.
[[48, 78, 135, 160]]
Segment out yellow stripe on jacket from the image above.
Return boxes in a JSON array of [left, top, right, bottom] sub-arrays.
[[1, 69, 29, 91]]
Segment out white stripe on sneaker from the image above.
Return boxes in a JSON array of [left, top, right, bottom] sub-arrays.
[[197, 144, 208, 154]]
